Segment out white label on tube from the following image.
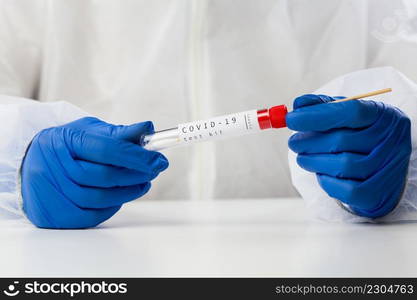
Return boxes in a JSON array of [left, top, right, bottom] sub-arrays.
[[178, 109, 260, 145]]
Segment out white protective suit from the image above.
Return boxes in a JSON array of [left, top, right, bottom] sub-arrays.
[[1, 0, 417, 221]]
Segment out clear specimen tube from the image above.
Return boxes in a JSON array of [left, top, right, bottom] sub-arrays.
[[141, 105, 288, 151]]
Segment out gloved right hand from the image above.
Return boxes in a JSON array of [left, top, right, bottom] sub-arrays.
[[287, 94, 411, 218], [21, 117, 168, 229]]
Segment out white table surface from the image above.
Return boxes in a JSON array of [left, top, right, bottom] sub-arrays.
[[0, 198, 416, 277]]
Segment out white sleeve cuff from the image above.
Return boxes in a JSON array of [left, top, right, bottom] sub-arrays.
[[0, 95, 88, 218]]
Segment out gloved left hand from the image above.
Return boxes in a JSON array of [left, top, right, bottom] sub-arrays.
[[21, 117, 168, 229], [287, 94, 412, 218]]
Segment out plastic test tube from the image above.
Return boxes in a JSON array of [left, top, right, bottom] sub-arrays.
[[140, 105, 288, 151]]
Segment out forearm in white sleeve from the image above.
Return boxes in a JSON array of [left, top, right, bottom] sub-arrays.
[[0, 95, 87, 217], [288, 66, 417, 222]]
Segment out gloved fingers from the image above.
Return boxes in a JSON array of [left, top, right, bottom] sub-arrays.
[[65, 159, 161, 188], [288, 127, 384, 154], [287, 97, 382, 132], [316, 174, 365, 207], [317, 174, 383, 211], [69, 182, 151, 209], [64, 128, 169, 174], [42, 204, 122, 229], [297, 152, 380, 180], [64, 117, 154, 144], [76, 205, 122, 229]]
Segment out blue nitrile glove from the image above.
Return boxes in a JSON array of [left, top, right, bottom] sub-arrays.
[[287, 94, 412, 218], [21, 117, 168, 229]]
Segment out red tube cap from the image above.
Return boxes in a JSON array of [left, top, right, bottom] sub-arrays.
[[257, 105, 287, 129], [269, 105, 287, 128]]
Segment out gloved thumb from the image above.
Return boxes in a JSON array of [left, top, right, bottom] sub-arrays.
[[63, 117, 154, 144], [108, 121, 154, 143], [292, 94, 336, 110]]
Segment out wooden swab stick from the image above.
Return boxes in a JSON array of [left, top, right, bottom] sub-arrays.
[[332, 88, 392, 103]]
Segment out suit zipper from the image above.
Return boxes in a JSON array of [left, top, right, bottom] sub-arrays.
[[187, 0, 214, 200]]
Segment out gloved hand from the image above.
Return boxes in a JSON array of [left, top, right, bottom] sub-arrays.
[[287, 94, 412, 218], [21, 117, 168, 229]]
